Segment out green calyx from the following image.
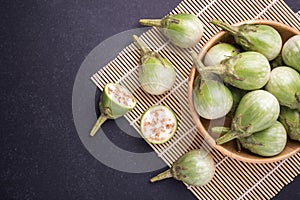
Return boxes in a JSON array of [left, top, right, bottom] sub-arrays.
[[215, 115, 251, 145], [211, 19, 251, 48], [296, 92, 300, 112]]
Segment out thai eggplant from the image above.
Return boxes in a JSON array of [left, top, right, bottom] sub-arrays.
[[203, 43, 240, 66], [265, 66, 300, 111], [200, 51, 271, 90], [139, 14, 203, 48], [279, 106, 300, 142], [133, 35, 176, 95], [150, 149, 215, 186], [239, 121, 287, 157], [216, 90, 280, 145], [211, 19, 282, 61], [282, 35, 300, 72], [90, 83, 137, 136], [191, 51, 233, 119]]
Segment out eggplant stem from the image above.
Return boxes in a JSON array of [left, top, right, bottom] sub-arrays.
[[90, 113, 108, 137], [201, 65, 225, 75], [216, 131, 239, 145], [211, 126, 230, 134], [210, 19, 239, 35], [150, 169, 173, 183], [139, 19, 162, 27], [236, 139, 242, 152], [191, 51, 205, 74], [132, 35, 150, 55]]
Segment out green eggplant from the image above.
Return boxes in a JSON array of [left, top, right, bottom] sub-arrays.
[[139, 14, 203, 48], [150, 149, 215, 186], [200, 51, 271, 90], [133, 35, 176, 95], [279, 106, 300, 142], [90, 83, 137, 136], [203, 43, 240, 66], [211, 19, 282, 61], [239, 121, 287, 157], [265, 66, 300, 111], [191, 51, 233, 119], [282, 35, 300, 72], [216, 90, 280, 144]]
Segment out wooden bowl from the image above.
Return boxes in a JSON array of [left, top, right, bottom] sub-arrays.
[[188, 20, 300, 163]]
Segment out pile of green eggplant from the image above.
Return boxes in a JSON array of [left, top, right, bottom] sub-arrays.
[[91, 14, 300, 187], [192, 19, 300, 157]]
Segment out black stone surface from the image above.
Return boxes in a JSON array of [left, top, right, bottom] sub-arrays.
[[0, 0, 299, 199]]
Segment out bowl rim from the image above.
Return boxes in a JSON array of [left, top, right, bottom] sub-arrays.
[[188, 19, 300, 163]]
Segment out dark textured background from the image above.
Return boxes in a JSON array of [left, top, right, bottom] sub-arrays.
[[1, 0, 299, 199]]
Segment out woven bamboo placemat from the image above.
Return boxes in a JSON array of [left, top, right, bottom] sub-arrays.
[[91, 0, 300, 199]]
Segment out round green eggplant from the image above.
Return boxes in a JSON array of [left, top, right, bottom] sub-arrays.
[[139, 14, 203, 48], [216, 90, 280, 144], [150, 149, 215, 186], [282, 35, 300, 72], [265, 66, 300, 111], [239, 121, 287, 157], [200, 51, 271, 90], [90, 83, 137, 136], [279, 106, 300, 142], [133, 35, 176, 95], [211, 19, 282, 61], [203, 43, 240, 66], [191, 51, 233, 119], [193, 77, 233, 119]]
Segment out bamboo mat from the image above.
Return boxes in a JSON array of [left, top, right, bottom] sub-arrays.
[[91, 0, 300, 199]]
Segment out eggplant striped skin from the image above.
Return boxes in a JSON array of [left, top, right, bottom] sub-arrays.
[[140, 14, 203, 48], [139, 54, 176, 95], [239, 121, 287, 157], [265, 67, 300, 110], [222, 52, 271, 90], [282, 35, 300, 72], [216, 90, 280, 144], [211, 20, 282, 61], [161, 14, 203, 48], [193, 78, 233, 120], [171, 149, 215, 186], [203, 43, 240, 66], [279, 106, 300, 142], [234, 90, 280, 134], [236, 24, 282, 61]]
